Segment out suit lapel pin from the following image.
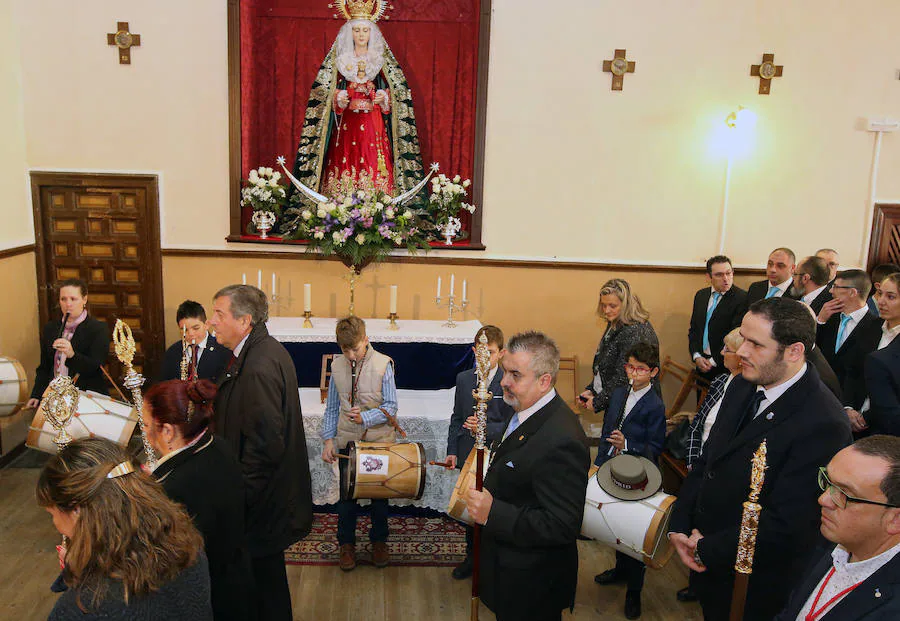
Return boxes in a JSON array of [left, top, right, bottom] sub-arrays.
[[766, 412, 775, 421], [876, 588, 882, 598], [518, 435, 525, 441]]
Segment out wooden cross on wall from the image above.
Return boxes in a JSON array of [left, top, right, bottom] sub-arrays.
[[107, 22, 141, 65], [603, 49, 636, 91], [750, 53, 783, 95]]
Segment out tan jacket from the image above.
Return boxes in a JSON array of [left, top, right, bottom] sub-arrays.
[[331, 346, 396, 449]]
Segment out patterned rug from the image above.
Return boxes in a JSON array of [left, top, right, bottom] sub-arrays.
[[285, 513, 467, 567]]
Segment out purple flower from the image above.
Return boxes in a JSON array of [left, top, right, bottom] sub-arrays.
[[350, 208, 361, 219], [361, 217, 374, 228], [378, 224, 392, 238]]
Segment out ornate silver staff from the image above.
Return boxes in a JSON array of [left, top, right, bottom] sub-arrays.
[[469, 332, 492, 621], [729, 440, 768, 621], [113, 319, 156, 467]]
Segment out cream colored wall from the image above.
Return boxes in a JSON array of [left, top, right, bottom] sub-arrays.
[[0, 0, 32, 249], [0, 252, 40, 387], [12, 0, 900, 268]]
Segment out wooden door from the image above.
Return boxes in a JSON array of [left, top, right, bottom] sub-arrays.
[[867, 203, 900, 270], [30, 173, 164, 386]]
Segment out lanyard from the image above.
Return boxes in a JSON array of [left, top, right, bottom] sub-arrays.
[[805, 567, 862, 621]]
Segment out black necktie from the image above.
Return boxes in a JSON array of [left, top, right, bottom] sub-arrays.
[[736, 390, 766, 436]]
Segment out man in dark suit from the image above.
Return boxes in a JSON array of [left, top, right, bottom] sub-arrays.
[[159, 300, 232, 382], [445, 324, 514, 580], [775, 435, 900, 621], [209, 285, 313, 621], [465, 331, 590, 621], [747, 247, 798, 305], [795, 256, 833, 315], [670, 297, 852, 620], [816, 269, 883, 433], [816, 247, 841, 290], [689, 255, 748, 380], [864, 334, 900, 436]]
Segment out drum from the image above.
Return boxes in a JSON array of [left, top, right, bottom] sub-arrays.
[[341, 441, 426, 501], [26, 390, 139, 454], [582, 465, 676, 569], [447, 449, 491, 525], [0, 356, 28, 418]]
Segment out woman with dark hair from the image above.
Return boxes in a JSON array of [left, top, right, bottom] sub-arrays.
[[27, 279, 110, 409], [143, 379, 253, 621], [37, 437, 211, 620], [578, 278, 660, 413]]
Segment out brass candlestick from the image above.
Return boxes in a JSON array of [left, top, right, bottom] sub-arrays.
[[436, 294, 467, 328], [303, 310, 313, 328], [113, 319, 156, 468], [387, 312, 399, 330]]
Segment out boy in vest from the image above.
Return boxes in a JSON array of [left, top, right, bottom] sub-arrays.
[[321, 316, 397, 571]]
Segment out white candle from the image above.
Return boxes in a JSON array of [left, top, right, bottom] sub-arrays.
[[462, 280, 467, 303], [304, 284, 311, 312], [257, 269, 262, 289], [450, 274, 455, 297], [272, 273, 276, 296], [390, 285, 398, 314], [436, 276, 442, 299], [242, 273, 247, 285]]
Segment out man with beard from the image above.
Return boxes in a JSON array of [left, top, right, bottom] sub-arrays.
[[669, 297, 852, 620], [747, 248, 798, 305]]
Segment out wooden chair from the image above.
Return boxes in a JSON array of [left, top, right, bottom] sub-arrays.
[[557, 355, 579, 408], [319, 354, 335, 403], [658, 355, 709, 418]]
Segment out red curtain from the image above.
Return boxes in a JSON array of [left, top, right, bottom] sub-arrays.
[[240, 0, 481, 237]]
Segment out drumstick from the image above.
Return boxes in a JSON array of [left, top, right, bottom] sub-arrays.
[[99, 365, 130, 403], [429, 460, 453, 468], [335, 453, 351, 460]]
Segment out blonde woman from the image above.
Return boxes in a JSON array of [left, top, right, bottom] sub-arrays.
[[37, 438, 212, 620], [578, 278, 659, 413]]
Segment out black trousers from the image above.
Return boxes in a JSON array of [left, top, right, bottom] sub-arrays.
[[615, 551, 646, 592], [251, 552, 292, 621], [336, 498, 389, 545]]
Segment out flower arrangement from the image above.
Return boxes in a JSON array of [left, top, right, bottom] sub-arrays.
[[282, 173, 430, 270], [241, 167, 287, 235], [428, 174, 476, 244]]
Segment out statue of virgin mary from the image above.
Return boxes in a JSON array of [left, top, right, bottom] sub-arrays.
[[289, 0, 425, 201]]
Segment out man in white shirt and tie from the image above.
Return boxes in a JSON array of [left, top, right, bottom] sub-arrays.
[[775, 435, 900, 620], [816, 270, 883, 433], [747, 247, 798, 305]]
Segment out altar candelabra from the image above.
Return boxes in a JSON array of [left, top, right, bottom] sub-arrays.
[[435, 274, 468, 328]]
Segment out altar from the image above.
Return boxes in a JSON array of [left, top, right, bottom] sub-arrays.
[[268, 317, 481, 389], [299, 387, 459, 511]]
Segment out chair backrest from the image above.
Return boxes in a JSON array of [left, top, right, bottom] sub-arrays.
[[659, 355, 709, 418], [557, 356, 579, 408], [320, 354, 335, 403]]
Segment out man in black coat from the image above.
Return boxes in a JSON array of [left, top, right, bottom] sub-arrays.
[[746, 247, 799, 305], [159, 300, 232, 382], [816, 269, 883, 433], [465, 331, 590, 621], [689, 255, 748, 380], [209, 285, 312, 621], [445, 325, 514, 580], [670, 298, 852, 620], [795, 255, 834, 315], [864, 337, 900, 436], [775, 435, 900, 621]]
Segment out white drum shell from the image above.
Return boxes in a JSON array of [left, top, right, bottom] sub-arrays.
[[581, 471, 675, 568], [0, 357, 28, 418], [27, 390, 138, 454]]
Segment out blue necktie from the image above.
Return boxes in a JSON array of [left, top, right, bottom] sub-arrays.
[[702, 292, 722, 354], [765, 286, 778, 299], [503, 413, 521, 440], [835, 314, 852, 352]]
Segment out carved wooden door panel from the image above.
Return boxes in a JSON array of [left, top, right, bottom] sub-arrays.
[[868, 204, 900, 270], [31, 173, 164, 386]]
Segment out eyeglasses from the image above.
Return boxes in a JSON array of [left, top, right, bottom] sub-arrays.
[[831, 285, 856, 291], [624, 364, 652, 375], [817, 467, 899, 510]]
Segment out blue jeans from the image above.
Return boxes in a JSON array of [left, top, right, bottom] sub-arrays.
[[336, 498, 389, 545]]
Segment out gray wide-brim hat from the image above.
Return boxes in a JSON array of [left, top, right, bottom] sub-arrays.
[[596, 453, 663, 501]]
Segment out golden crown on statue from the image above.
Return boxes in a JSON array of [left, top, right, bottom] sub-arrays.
[[329, 0, 393, 22]]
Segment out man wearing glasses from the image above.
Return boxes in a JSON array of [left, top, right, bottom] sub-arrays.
[[775, 435, 900, 620], [669, 297, 852, 620]]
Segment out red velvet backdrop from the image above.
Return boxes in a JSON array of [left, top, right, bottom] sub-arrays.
[[239, 0, 481, 238]]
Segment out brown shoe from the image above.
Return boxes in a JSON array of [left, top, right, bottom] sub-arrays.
[[372, 541, 389, 568], [339, 544, 356, 571]]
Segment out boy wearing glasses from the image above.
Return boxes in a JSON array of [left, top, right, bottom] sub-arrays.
[[593, 342, 666, 619]]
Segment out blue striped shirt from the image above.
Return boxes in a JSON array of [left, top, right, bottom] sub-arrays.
[[320, 363, 398, 440]]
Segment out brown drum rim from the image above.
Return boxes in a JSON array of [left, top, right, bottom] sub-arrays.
[[26, 405, 47, 449], [413, 442, 426, 500], [343, 441, 358, 500], [0, 358, 29, 418], [642, 494, 677, 569]]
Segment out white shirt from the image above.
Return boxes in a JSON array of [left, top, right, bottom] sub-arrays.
[[232, 332, 251, 358], [607, 383, 652, 455], [796, 543, 900, 620], [184, 333, 209, 364], [878, 321, 900, 350], [753, 363, 808, 418], [801, 285, 828, 307], [701, 374, 736, 444], [834, 304, 872, 348], [768, 278, 793, 298]]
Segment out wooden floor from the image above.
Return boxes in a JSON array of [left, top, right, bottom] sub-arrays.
[[1, 459, 702, 620]]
